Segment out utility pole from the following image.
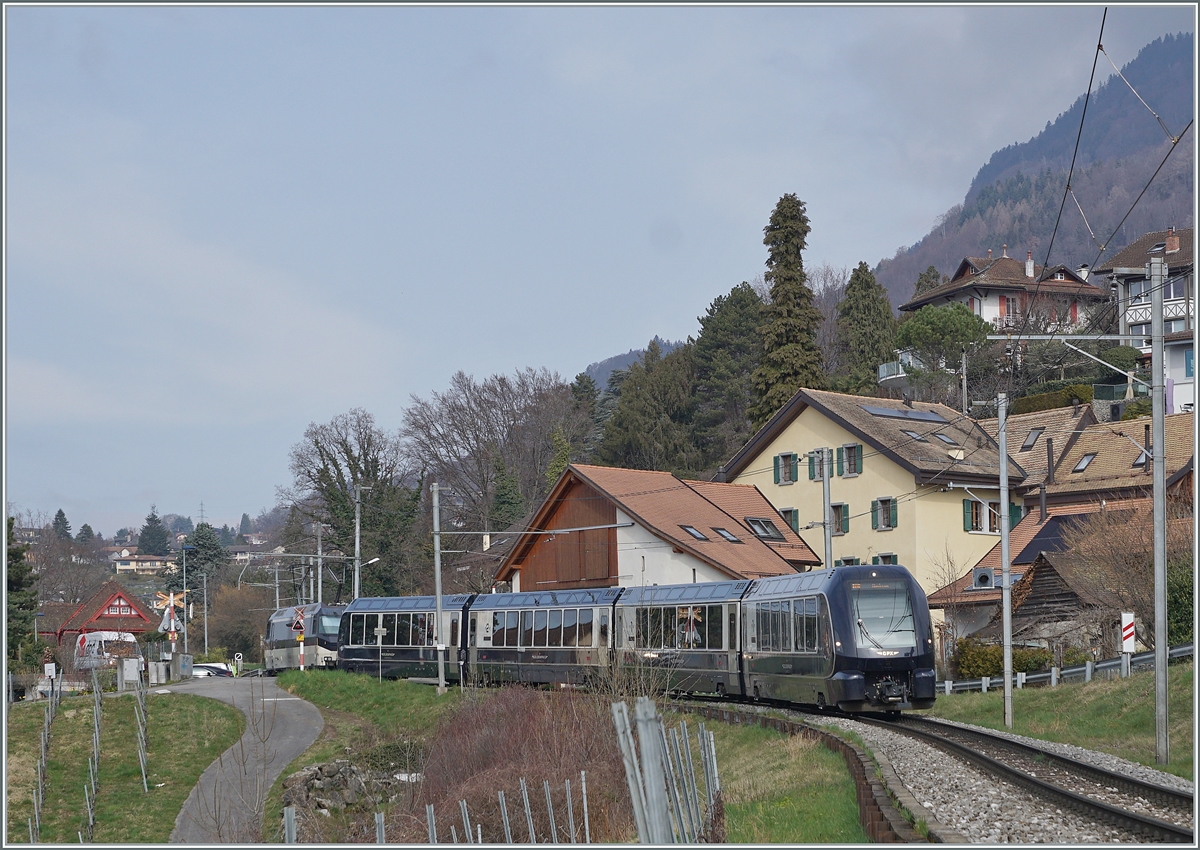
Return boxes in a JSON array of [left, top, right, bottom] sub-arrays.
[[998, 392, 1013, 729], [1150, 255, 1168, 765], [961, 347, 969, 416], [821, 448, 833, 569], [316, 522, 323, 606], [432, 482, 447, 694], [354, 484, 362, 601], [203, 572, 208, 656]]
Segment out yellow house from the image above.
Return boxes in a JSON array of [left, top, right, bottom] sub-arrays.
[[717, 388, 1027, 594]]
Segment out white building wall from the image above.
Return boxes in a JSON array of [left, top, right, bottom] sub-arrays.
[[613, 509, 729, 588]]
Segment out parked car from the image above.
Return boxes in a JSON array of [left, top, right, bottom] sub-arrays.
[[192, 664, 234, 678]]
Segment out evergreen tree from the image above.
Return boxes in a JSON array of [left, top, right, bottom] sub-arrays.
[[490, 458, 527, 531], [218, 524, 236, 546], [165, 522, 229, 593], [912, 265, 947, 298], [138, 505, 171, 556], [693, 282, 763, 470], [76, 524, 95, 544], [837, 262, 897, 383], [7, 517, 38, 662], [545, 428, 573, 487], [52, 509, 72, 540], [239, 513, 252, 536], [750, 194, 825, 426]]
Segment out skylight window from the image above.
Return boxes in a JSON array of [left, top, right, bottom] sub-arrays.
[[745, 517, 784, 540], [1020, 428, 1044, 452], [680, 525, 708, 540], [1148, 241, 1167, 253], [1072, 453, 1097, 473], [932, 433, 959, 446], [712, 528, 742, 543], [900, 429, 927, 442], [861, 405, 947, 423]]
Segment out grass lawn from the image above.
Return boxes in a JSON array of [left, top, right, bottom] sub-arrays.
[[920, 662, 1193, 780], [5, 691, 243, 843], [705, 719, 868, 843]]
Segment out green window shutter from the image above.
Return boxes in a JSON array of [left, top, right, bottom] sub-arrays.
[[871, 500, 879, 530], [773, 455, 780, 484], [841, 505, 850, 534], [791, 455, 799, 482], [836, 446, 844, 476], [856, 444, 864, 474], [963, 499, 973, 531], [808, 453, 815, 480], [789, 510, 799, 533], [1010, 502, 1023, 530], [890, 499, 898, 529], [871, 555, 880, 565]]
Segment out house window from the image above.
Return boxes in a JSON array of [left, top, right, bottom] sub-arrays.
[[776, 508, 799, 534], [1072, 453, 1097, 473], [872, 553, 898, 565], [1053, 271, 1065, 281], [831, 504, 850, 536], [774, 452, 798, 485], [808, 449, 829, 481], [107, 604, 131, 616], [872, 498, 897, 531], [680, 525, 708, 540], [1186, 349, 1194, 379], [712, 527, 742, 543], [900, 429, 927, 443], [745, 517, 785, 540], [834, 557, 860, 566], [933, 432, 958, 446], [963, 499, 1000, 533], [1019, 428, 1044, 452], [1129, 280, 1149, 304], [837, 444, 863, 477]]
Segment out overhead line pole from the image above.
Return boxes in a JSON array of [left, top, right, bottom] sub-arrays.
[[998, 393, 1013, 730], [822, 448, 833, 569], [432, 483, 447, 695], [1150, 255, 1168, 765]]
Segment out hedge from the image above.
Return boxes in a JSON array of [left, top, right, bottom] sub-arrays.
[[1011, 384, 1094, 415], [952, 637, 1054, 678]]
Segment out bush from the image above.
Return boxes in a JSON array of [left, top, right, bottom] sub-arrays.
[[1121, 398, 1152, 420], [1061, 646, 1092, 668], [952, 637, 1053, 677], [1012, 384, 1094, 415], [1167, 561, 1194, 646]]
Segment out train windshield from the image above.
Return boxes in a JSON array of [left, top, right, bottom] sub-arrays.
[[317, 615, 341, 637], [848, 579, 915, 650]]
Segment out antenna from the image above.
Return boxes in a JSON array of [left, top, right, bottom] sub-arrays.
[[199, 501, 207, 524]]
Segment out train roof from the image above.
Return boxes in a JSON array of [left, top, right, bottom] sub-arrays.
[[266, 603, 346, 623], [743, 565, 918, 601], [468, 588, 622, 610], [616, 580, 750, 607], [344, 594, 474, 613]]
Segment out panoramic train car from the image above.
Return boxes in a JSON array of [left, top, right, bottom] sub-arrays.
[[612, 580, 749, 697], [467, 587, 621, 686], [337, 594, 474, 681], [264, 604, 346, 673], [740, 564, 935, 712]]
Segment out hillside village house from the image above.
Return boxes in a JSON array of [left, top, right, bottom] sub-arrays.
[[113, 552, 174, 576], [47, 580, 158, 663], [717, 389, 1025, 595], [494, 464, 820, 592], [976, 404, 1097, 503], [1092, 227, 1194, 413]]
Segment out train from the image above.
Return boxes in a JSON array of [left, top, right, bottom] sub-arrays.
[[333, 563, 937, 713], [263, 603, 346, 673]]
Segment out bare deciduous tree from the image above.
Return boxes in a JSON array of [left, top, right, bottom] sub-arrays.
[[808, 262, 850, 377]]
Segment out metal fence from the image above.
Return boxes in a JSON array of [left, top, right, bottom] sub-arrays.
[[939, 642, 1193, 695]]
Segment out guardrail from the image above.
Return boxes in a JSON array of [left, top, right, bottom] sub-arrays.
[[938, 643, 1193, 695]]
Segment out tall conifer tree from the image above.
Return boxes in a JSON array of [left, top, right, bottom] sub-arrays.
[[750, 194, 824, 426], [52, 509, 72, 540], [138, 505, 171, 556], [837, 262, 897, 382]]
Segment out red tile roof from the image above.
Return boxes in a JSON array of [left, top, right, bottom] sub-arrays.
[[57, 581, 158, 636], [900, 254, 1107, 312]]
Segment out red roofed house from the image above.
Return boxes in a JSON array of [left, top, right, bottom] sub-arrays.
[[494, 464, 821, 593], [53, 581, 158, 662]]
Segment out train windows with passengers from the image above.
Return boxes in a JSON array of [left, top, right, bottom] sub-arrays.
[[635, 605, 723, 650], [490, 608, 595, 648], [849, 579, 915, 649], [755, 598, 824, 653]]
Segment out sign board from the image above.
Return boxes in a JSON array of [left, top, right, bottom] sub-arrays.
[[291, 607, 307, 632], [1121, 612, 1136, 653], [234, 652, 243, 663], [160, 607, 180, 634], [296, 633, 305, 642], [44, 663, 56, 679]]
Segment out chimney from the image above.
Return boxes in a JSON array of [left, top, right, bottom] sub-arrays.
[[1166, 227, 1180, 253], [1046, 437, 1055, 484], [1002, 244, 1009, 258], [1076, 263, 1089, 281], [1145, 423, 1152, 475], [1026, 251, 1034, 278], [987, 248, 992, 261], [1039, 483, 1047, 523]]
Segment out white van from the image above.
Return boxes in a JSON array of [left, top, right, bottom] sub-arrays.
[[74, 631, 141, 670]]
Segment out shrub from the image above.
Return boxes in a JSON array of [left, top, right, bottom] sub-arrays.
[[1167, 560, 1194, 646], [1012, 384, 1094, 415], [952, 637, 1053, 677], [1121, 398, 1152, 420]]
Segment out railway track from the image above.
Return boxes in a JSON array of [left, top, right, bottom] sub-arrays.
[[854, 713, 1194, 843]]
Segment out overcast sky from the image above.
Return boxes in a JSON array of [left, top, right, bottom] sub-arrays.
[[4, 4, 1195, 536]]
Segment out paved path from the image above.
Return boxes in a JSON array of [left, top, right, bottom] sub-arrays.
[[166, 677, 324, 843]]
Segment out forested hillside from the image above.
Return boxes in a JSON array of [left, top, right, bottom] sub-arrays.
[[875, 33, 1194, 307]]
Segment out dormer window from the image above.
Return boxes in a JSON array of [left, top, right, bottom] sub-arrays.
[[680, 525, 708, 541], [1054, 271, 1065, 280], [745, 517, 784, 540], [1072, 453, 1097, 473]]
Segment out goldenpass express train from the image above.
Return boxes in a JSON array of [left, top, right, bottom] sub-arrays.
[[336, 564, 936, 713], [263, 604, 346, 673]]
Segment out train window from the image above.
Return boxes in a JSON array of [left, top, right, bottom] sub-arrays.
[[363, 614, 380, 646], [706, 605, 723, 650], [678, 606, 704, 649], [318, 615, 341, 637], [562, 609, 577, 647], [547, 610, 562, 647], [518, 610, 532, 647], [382, 614, 398, 646], [792, 602, 803, 652], [492, 613, 505, 646], [450, 613, 460, 647], [805, 598, 818, 652], [350, 615, 365, 646], [470, 615, 478, 647], [397, 613, 411, 646], [505, 611, 519, 647], [598, 612, 608, 645], [576, 609, 592, 646]]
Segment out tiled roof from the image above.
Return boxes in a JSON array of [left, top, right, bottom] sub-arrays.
[[726, 388, 1025, 486], [683, 479, 821, 566], [900, 254, 1107, 312], [1044, 412, 1193, 499], [1092, 228, 1193, 275], [976, 405, 1096, 489], [926, 498, 1151, 608], [562, 465, 805, 579], [58, 581, 158, 633]]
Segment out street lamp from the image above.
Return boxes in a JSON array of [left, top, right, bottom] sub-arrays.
[[355, 556, 380, 602], [181, 545, 196, 654]]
